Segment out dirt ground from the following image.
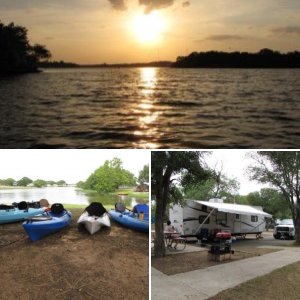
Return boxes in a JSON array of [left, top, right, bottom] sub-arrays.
[[0, 208, 149, 300], [152, 247, 279, 276]]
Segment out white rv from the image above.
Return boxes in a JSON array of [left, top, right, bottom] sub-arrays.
[[169, 199, 271, 239]]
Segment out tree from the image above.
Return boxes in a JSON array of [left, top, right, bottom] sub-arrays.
[[0, 178, 15, 186], [56, 180, 66, 186], [138, 164, 149, 184], [17, 177, 33, 186], [30, 44, 51, 61], [151, 151, 211, 257], [248, 151, 300, 243], [246, 188, 291, 221], [76, 181, 85, 189], [33, 179, 47, 188], [0, 21, 51, 75], [84, 158, 136, 193], [184, 174, 240, 203]]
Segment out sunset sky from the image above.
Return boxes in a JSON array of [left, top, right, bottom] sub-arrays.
[[1, 0, 300, 63]]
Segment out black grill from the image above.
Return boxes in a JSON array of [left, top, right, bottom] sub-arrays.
[[276, 226, 289, 232]]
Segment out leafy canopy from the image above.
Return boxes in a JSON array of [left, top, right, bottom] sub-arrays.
[[83, 158, 136, 193]]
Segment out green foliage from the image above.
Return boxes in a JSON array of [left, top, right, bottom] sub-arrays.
[[56, 180, 66, 186], [82, 158, 136, 193], [33, 179, 47, 188], [17, 177, 33, 186], [184, 175, 240, 202], [0, 178, 15, 186], [152, 151, 211, 257], [138, 164, 149, 184], [248, 151, 300, 242], [46, 180, 56, 186], [76, 181, 85, 189], [246, 188, 291, 220]]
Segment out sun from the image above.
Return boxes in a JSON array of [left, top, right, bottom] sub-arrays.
[[131, 11, 166, 44]]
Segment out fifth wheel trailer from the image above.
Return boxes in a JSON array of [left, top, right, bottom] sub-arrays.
[[169, 199, 272, 240]]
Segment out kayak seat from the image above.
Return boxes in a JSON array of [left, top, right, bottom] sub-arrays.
[[115, 202, 126, 213], [85, 202, 107, 217], [51, 203, 65, 215], [18, 201, 28, 210], [135, 204, 149, 221]]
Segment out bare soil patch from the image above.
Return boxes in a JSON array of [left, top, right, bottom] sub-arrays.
[[152, 247, 279, 276], [209, 261, 300, 300], [0, 208, 148, 300]]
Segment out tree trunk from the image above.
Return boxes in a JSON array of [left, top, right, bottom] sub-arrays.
[[295, 205, 300, 244], [154, 192, 166, 257], [154, 168, 172, 257]]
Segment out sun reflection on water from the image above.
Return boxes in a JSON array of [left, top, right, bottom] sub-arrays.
[[132, 68, 161, 148]]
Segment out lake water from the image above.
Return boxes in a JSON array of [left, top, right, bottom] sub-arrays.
[[0, 68, 299, 148], [0, 187, 147, 207]]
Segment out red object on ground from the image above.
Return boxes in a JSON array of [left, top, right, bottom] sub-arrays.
[[216, 232, 231, 239]]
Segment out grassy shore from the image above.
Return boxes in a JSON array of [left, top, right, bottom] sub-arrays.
[[79, 188, 149, 200]]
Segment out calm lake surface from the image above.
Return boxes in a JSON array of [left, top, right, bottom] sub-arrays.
[[0, 187, 147, 207], [0, 68, 299, 148]]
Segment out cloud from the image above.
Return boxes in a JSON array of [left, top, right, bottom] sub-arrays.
[[182, 1, 190, 7], [203, 34, 244, 41], [139, 0, 174, 13], [271, 26, 300, 35], [107, 0, 127, 11]]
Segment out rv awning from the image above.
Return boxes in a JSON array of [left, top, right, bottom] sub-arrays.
[[194, 201, 272, 218]]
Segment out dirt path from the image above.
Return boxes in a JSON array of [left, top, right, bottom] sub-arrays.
[[0, 209, 148, 300]]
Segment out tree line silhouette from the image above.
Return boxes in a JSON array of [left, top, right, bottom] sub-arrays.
[[0, 21, 51, 75], [173, 49, 300, 68]]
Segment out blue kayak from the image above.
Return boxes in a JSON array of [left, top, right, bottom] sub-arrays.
[[0, 207, 46, 224], [109, 204, 149, 233], [23, 210, 72, 242]]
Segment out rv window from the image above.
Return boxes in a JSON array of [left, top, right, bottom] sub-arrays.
[[236, 214, 240, 219], [202, 205, 207, 212], [199, 216, 209, 224], [251, 215, 258, 222]]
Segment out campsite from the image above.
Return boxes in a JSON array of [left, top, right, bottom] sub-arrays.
[[0, 206, 149, 300], [151, 151, 300, 300]]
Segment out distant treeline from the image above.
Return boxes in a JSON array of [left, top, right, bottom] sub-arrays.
[[0, 177, 66, 188], [0, 21, 51, 75], [38, 61, 79, 68], [39, 61, 172, 68], [173, 49, 300, 68]]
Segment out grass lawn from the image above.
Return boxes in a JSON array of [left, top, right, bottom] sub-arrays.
[[113, 189, 149, 199], [64, 204, 115, 212], [209, 261, 300, 300], [152, 247, 280, 276]]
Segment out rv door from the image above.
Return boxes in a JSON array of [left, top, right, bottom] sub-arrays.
[[234, 214, 241, 233]]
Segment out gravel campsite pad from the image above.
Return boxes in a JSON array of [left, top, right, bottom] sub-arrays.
[[152, 247, 280, 276], [0, 209, 149, 300]]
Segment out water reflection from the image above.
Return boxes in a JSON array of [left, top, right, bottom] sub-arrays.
[[0, 187, 148, 208], [133, 68, 161, 148]]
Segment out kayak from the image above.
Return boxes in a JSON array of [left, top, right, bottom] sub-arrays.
[[0, 206, 46, 224], [77, 211, 111, 235], [23, 210, 72, 242], [109, 204, 149, 233]]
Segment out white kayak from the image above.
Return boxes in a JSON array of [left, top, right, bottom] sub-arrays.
[[77, 211, 111, 235]]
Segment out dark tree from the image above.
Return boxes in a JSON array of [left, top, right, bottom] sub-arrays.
[[248, 152, 300, 243], [151, 151, 211, 257], [0, 21, 51, 75], [173, 49, 300, 68]]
